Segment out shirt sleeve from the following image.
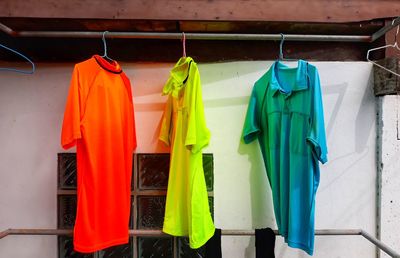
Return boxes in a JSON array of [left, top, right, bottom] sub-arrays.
[[61, 65, 83, 150], [242, 86, 261, 144], [121, 72, 137, 151], [185, 69, 210, 154], [306, 68, 328, 164], [159, 95, 173, 146]]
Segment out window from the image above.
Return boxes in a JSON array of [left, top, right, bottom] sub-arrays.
[[57, 153, 214, 258]]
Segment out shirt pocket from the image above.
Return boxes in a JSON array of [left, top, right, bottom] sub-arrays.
[[267, 112, 282, 150], [289, 112, 310, 155]]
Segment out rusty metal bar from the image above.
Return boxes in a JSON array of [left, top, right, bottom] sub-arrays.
[[0, 229, 11, 240], [371, 17, 400, 42]]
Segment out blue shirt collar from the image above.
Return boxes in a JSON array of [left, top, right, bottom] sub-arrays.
[[270, 59, 308, 97]]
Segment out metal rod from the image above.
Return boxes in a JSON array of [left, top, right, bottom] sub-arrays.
[[361, 230, 400, 258], [371, 17, 400, 42], [1, 228, 399, 257], [4, 21, 400, 43], [14, 31, 372, 42], [0, 228, 364, 238], [0, 23, 16, 36], [0, 229, 10, 240], [6, 229, 73, 237], [221, 229, 362, 236], [0, 229, 164, 238], [0, 22, 371, 42]]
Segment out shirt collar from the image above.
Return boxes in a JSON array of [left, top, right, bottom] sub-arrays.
[[269, 59, 308, 97], [162, 56, 194, 97], [93, 55, 122, 74]]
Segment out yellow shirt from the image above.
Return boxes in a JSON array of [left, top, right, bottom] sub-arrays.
[[159, 57, 215, 248]]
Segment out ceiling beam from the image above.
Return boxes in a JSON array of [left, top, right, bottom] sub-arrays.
[[0, 0, 399, 23]]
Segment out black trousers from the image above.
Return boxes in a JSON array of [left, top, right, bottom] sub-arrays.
[[255, 228, 276, 258], [205, 228, 222, 258]]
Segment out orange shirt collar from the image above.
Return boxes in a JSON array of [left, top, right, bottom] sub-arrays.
[[93, 55, 122, 74]]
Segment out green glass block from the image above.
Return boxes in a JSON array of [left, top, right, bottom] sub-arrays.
[[138, 237, 173, 258], [58, 195, 77, 229], [58, 153, 77, 189], [58, 236, 94, 258], [97, 238, 133, 258], [129, 198, 134, 229], [137, 196, 166, 229], [177, 237, 205, 258], [57, 197, 134, 229], [209, 197, 214, 220], [137, 154, 170, 190], [59, 153, 135, 190], [203, 154, 213, 191]]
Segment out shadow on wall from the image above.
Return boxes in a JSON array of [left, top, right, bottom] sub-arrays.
[[319, 73, 376, 192], [323, 71, 375, 153], [355, 72, 375, 153], [238, 137, 275, 258], [323, 82, 348, 138], [204, 96, 250, 108], [199, 61, 272, 86]]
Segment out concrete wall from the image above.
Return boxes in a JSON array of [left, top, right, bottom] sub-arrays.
[[0, 61, 377, 257], [378, 96, 400, 258]]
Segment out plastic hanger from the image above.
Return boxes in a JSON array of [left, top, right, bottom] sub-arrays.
[[278, 33, 297, 62], [0, 43, 35, 74], [367, 18, 400, 77], [101, 31, 115, 63], [182, 32, 187, 58]]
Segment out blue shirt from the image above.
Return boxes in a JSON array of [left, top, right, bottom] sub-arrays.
[[242, 60, 328, 255]]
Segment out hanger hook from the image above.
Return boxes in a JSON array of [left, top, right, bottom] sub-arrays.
[[0, 43, 35, 74], [182, 32, 186, 57], [102, 31, 109, 57], [279, 33, 285, 60]]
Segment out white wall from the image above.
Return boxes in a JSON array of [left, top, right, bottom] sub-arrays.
[[0, 61, 377, 258]]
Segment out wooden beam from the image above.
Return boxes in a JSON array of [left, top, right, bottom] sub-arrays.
[[0, 0, 399, 23], [385, 20, 400, 58], [0, 18, 384, 35]]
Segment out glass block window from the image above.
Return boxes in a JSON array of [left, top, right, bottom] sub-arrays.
[[138, 237, 173, 258], [137, 154, 170, 190], [97, 239, 133, 258], [137, 196, 166, 229], [57, 195, 77, 229], [177, 237, 206, 258], [57, 153, 214, 258], [58, 236, 94, 258], [58, 153, 77, 189]]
